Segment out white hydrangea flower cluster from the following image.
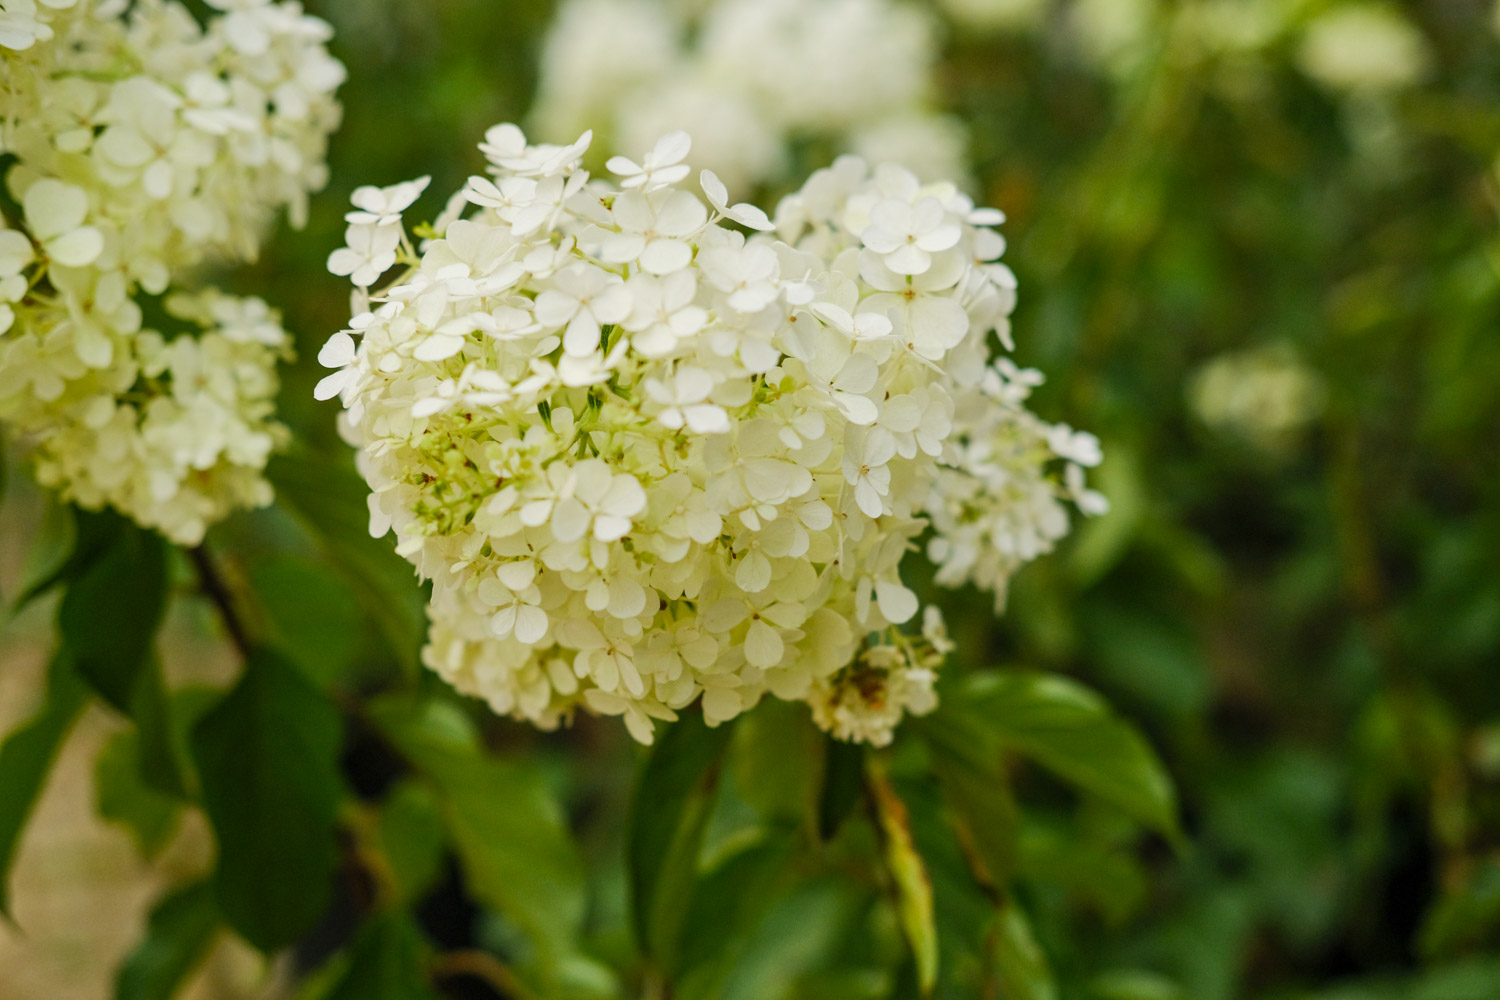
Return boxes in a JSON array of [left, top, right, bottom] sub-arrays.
[[0, 0, 344, 543], [319, 126, 1104, 746], [530, 0, 967, 197]]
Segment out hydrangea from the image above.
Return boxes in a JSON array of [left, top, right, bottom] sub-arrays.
[[319, 126, 1104, 746], [1296, 5, 1431, 94], [530, 0, 968, 197], [0, 0, 343, 543]]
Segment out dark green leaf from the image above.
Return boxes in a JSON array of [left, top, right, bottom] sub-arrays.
[[377, 781, 447, 908], [58, 513, 169, 713], [95, 730, 181, 860], [963, 672, 1181, 843], [115, 879, 219, 1000], [249, 555, 362, 689], [326, 911, 441, 1000], [732, 700, 821, 825], [817, 735, 865, 842], [267, 452, 427, 669], [131, 659, 193, 800], [916, 707, 1020, 889], [628, 712, 736, 976], [191, 649, 344, 951], [0, 650, 88, 918], [677, 833, 797, 990], [370, 697, 585, 969]]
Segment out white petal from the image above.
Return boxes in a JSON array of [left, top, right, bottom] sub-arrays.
[[735, 550, 772, 593], [47, 227, 104, 268], [745, 620, 784, 668], [875, 580, 918, 624], [514, 605, 549, 645]]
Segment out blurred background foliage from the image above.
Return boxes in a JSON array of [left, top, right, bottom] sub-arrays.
[[5, 0, 1500, 999]]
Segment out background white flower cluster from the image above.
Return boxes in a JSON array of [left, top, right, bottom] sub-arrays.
[[530, 0, 969, 198], [320, 126, 1104, 745], [0, 0, 343, 543]]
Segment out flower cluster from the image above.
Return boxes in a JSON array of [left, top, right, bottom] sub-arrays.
[[319, 126, 1103, 745], [0, 0, 342, 543], [530, 0, 967, 196]]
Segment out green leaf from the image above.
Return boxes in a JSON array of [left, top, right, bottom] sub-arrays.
[[370, 697, 585, 970], [868, 759, 938, 996], [0, 650, 88, 918], [326, 911, 441, 1000], [58, 513, 169, 713], [376, 781, 447, 908], [731, 700, 821, 825], [817, 735, 865, 842], [95, 730, 181, 860], [267, 452, 427, 669], [7, 495, 75, 613], [676, 833, 797, 992], [115, 879, 219, 1000], [131, 658, 194, 800], [962, 672, 1181, 843], [628, 712, 736, 977], [991, 899, 1057, 1000], [249, 555, 363, 690], [916, 708, 1020, 889], [191, 649, 345, 951]]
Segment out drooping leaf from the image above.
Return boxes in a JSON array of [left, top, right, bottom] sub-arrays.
[[190, 649, 345, 951], [369, 697, 585, 970], [115, 879, 219, 1000], [326, 911, 442, 1000], [95, 729, 181, 860], [962, 672, 1181, 843], [628, 712, 736, 977], [990, 898, 1057, 1000], [57, 512, 169, 713], [267, 451, 427, 669], [867, 758, 938, 996], [0, 650, 88, 918]]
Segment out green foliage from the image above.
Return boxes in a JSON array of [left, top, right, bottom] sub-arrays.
[[191, 649, 345, 951], [369, 696, 586, 979], [56, 512, 168, 712], [266, 451, 427, 670], [953, 671, 1180, 843], [627, 713, 737, 979], [325, 911, 442, 1000], [0, 651, 86, 918], [115, 880, 219, 1000], [95, 729, 181, 860], [4, 2, 1499, 998]]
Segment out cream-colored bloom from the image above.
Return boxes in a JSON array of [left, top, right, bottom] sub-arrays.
[[322, 127, 1102, 744], [531, 0, 966, 196], [1, 0, 341, 541], [1298, 5, 1431, 94]]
